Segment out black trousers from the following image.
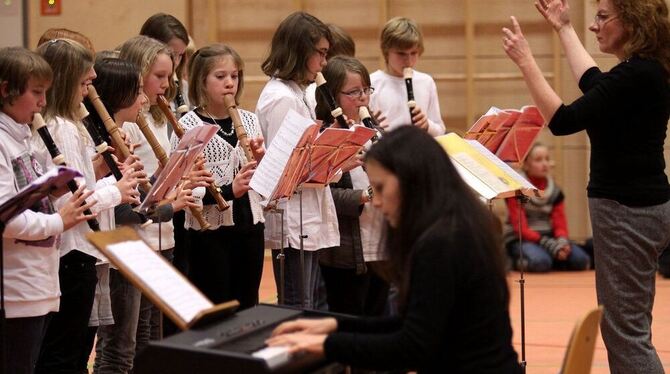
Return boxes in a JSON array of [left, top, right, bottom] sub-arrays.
[[320, 264, 389, 316], [187, 224, 265, 309], [35, 250, 97, 374], [5, 314, 50, 374]]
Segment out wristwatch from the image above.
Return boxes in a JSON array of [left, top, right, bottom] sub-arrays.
[[365, 186, 374, 201]]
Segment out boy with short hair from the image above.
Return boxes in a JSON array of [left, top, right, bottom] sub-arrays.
[[370, 17, 445, 136]]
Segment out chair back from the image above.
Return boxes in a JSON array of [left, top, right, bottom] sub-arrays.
[[560, 306, 603, 374]]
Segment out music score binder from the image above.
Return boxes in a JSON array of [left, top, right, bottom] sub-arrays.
[[136, 124, 218, 214], [87, 227, 239, 330], [464, 105, 544, 165], [437, 133, 541, 201], [250, 109, 376, 205]]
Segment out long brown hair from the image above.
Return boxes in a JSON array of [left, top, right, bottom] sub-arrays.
[[608, 0, 670, 76], [261, 12, 332, 84], [365, 126, 508, 310]]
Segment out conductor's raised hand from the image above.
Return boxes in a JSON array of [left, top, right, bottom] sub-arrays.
[[536, 0, 571, 31], [502, 17, 534, 68], [232, 161, 257, 198], [58, 185, 98, 231], [270, 318, 337, 337]]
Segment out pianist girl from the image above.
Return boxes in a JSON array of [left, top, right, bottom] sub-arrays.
[[267, 126, 522, 373]]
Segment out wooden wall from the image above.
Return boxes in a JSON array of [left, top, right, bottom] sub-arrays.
[[25, 0, 670, 241]]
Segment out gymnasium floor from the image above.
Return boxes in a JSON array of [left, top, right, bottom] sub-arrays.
[[88, 255, 669, 373], [258, 256, 670, 373]]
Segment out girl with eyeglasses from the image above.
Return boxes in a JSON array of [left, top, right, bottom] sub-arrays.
[[314, 56, 389, 317], [256, 11, 338, 309], [503, 0, 670, 372]]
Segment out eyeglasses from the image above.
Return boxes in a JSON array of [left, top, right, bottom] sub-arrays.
[[593, 13, 618, 27], [314, 48, 328, 60], [341, 87, 375, 99]]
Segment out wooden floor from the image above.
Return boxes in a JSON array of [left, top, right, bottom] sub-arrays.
[[258, 255, 670, 373], [88, 254, 670, 373]]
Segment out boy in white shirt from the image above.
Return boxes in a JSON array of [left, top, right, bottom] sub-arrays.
[[370, 17, 445, 136]]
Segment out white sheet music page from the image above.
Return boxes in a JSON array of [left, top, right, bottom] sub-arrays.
[[465, 139, 537, 191], [106, 240, 213, 323], [250, 109, 317, 202]]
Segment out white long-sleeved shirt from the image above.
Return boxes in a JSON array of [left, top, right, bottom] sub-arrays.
[[369, 69, 445, 136], [256, 77, 339, 251], [31, 116, 120, 261], [123, 112, 175, 251], [0, 112, 63, 318]]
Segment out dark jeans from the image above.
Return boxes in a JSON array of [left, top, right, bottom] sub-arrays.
[[35, 250, 98, 374], [320, 264, 389, 316], [188, 224, 265, 309], [659, 244, 670, 278], [5, 314, 50, 374], [508, 241, 591, 272], [135, 248, 174, 357], [272, 247, 322, 309], [172, 210, 189, 276], [94, 268, 142, 374]]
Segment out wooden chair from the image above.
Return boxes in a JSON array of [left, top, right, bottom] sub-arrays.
[[560, 306, 603, 374]]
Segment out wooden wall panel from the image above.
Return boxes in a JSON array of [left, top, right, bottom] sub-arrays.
[[28, 0, 187, 52]]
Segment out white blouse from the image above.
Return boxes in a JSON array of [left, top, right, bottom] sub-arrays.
[[123, 112, 175, 251], [256, 77, 340, 251]]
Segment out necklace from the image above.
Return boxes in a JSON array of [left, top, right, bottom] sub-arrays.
[[201, 107, 234, 136]]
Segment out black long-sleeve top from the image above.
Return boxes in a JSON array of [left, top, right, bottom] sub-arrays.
[[549, 56, 670, 207], [323, 225, 521, 373]]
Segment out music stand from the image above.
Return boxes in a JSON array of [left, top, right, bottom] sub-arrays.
[[250, 109, 376, 309], [0, 166, 81, 374], [436, 133, 540, 372]]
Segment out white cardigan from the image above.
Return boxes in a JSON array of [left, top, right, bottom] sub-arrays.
[[174, 109, 265, 229]]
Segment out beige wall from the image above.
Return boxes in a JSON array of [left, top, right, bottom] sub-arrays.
[[27, 0, 670, 241], [27, 0, 188, 51]]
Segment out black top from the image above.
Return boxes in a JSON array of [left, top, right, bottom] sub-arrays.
[[549, 56, 670, 207], [319, 171, 367, 273], [323, 225, 521, 373], [196, 112, 255, 229]]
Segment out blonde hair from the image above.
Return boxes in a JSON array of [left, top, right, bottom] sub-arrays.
[[188, 43, 245, 107], [119, 35, 174, 123], [380, 17, 425, 63], [37, 39, 93, 122]]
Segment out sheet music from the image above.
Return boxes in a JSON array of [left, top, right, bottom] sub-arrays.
[[249, 109, 318, 199], [137, 125, 218, 212], [465, 139, 536, 190], [451, 153, 512, 194], [450, 158, 499, 200], [0, 166, 81, 223], [106, 240, 213, 323], [437, 133, 539, 200]]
